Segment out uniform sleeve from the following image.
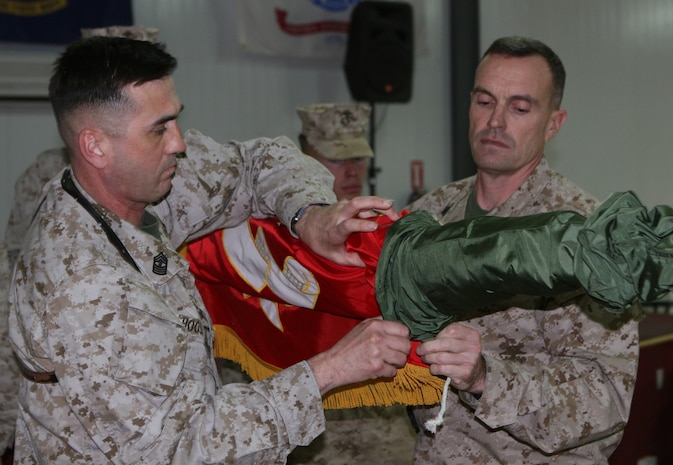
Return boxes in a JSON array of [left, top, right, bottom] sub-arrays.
[[156, 129, 337, 247], [4, 148, 68, 266], [464, 302, 638, 453], [42, 267, 324, 464], [0, 242, 19, 453]]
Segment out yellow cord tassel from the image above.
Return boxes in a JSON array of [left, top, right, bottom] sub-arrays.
[[213, 324, 444, 409]]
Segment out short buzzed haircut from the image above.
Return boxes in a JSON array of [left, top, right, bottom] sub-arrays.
[[49, 37, 177, 136], [482, 36, 566, 108]]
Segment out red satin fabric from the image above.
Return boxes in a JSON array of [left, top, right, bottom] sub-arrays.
[[186, 215, 426, 370]]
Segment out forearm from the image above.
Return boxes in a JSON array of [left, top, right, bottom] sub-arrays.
[[466, 312, 637, 453], [197, 362, 325, 463], [47, 293, 324, 464], [43, 360, 324, 464], [249, 141, 336, 231], [159, 129, 336, 245]]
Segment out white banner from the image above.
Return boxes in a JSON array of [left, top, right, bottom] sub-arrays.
[[238, 0, 427, 59]]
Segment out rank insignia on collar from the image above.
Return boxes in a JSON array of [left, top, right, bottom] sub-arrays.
[[153, 252, 168, 275]]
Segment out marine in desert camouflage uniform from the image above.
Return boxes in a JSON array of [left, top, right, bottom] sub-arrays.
[[407, 36, 638, 465], [2, 41, 414, 465], [1, 26, 162, 461], [8, 36, 411, 465], [296, 103, 373, 201]]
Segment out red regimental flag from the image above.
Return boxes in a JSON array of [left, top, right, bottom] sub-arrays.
[[185, 216, 444, 408]]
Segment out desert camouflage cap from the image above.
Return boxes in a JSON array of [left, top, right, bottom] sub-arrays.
[[297, 103, 373, 161], [80, 25, 159, 42]]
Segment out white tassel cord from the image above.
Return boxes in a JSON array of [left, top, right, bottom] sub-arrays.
[[424, 377, 451, 434]]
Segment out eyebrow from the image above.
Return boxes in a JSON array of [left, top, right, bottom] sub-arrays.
[[152, 104, 185, 127], [472, 86, 538, 105]]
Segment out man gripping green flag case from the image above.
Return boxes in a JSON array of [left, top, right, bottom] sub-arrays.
[[377, 190, 671, 340]]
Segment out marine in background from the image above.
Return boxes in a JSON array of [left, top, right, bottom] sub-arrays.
[[297, 103, 373, 201]]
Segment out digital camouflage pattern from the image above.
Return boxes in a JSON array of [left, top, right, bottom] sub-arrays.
[[296, 103, 373, 161], [407, 158, 639, 465], [288, 406, 415, 465], [0, 242, 19, 454], [8, 129, 337, 464], [4, 148, 69, 267]]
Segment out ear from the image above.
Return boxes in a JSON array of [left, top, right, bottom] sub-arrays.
[[544, 109, 568, 142], [78, 128, 108, 169]]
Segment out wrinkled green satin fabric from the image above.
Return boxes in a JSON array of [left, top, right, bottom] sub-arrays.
[[376, 191, 673, 341]]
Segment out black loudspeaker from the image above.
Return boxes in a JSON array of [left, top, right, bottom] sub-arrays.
[[344, 1, 413, 103]]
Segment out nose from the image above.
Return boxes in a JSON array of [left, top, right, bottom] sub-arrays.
[[487, 104, 505, 130], [169, 122, 186, 155], [344, 159, 359, 175]]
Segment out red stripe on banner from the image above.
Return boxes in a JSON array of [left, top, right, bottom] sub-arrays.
[[275, 8, 349, 36]]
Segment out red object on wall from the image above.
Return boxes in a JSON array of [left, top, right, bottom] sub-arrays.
[[410, 160, 424, 191]]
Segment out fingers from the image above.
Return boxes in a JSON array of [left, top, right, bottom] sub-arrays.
[[343, 195, 396, 211], [334, 217, 382, 235], [348, 319, 411, 364], [342, 196, 400, 222], [354, 319, 411, 376], [380, 318, 411, 338], [293, 196, 398, 267], [308, 319, 411, 395], [416, 323, 486, 393], [417, 323, 478, 353]]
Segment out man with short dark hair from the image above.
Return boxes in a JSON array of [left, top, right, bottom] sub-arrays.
[[8, 36, 411, 465]]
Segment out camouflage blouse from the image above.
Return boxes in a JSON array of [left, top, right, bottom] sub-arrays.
[[407, 158, 639, 465], [9, 130, 336, 464]]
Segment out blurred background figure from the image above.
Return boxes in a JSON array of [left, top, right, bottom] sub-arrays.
[[297, 103, 373, 201], [289, 102, 415, 465]]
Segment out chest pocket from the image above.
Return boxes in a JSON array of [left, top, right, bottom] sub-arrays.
[[111, 290, 189, 397]]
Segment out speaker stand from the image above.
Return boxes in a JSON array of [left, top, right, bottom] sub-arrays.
[[368, 102, 382, 196]]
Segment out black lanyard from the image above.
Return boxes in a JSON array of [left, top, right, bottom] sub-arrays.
[[61, 169, 141, 273]]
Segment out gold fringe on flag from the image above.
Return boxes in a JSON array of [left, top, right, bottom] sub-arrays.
[[213, 324, 444, 409]]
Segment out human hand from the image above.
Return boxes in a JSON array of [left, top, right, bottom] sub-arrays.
[[294, 196, 399, 267], [416, 323, 486, 394], [307, 318, 411, 395]]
